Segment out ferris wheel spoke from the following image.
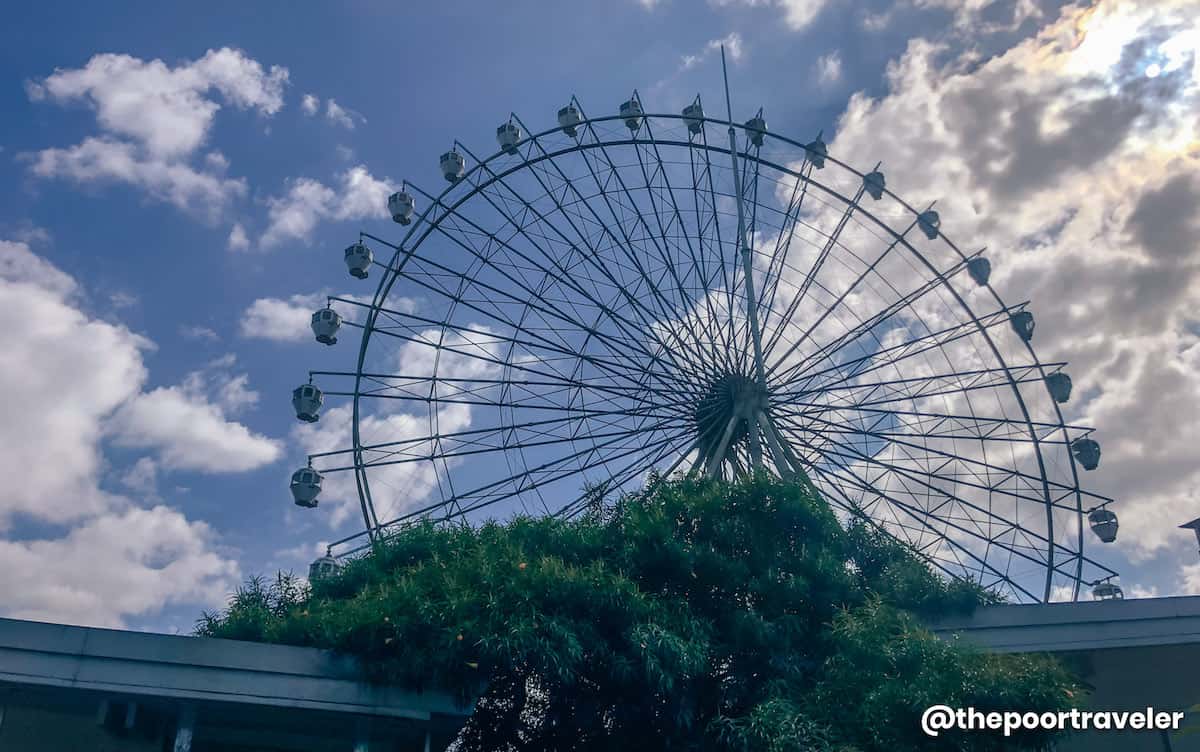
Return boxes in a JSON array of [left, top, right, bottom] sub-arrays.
[[765, 215, 919, 381], [558, 431, 697, 520], [776, 303, 1028, 393], [570, 129, 729, 376], [806, 458, 1042, 602], [442, 427, 693, 523], [757, 164, 815, 341], [780, 362, 1063, 409], [766, 251, 985, 382], [329, 417, 692, 474], [312, 403, 687, 467], [373, 419, 691, 529], [691, 129, 744, 373], [371, 221, 707, 397], [639, 119, 739, 370], [786, 411, 1085, 511], [460, 140, 727, 390], [526, 117, 719, 365], [330, 387, 695, 416], [633, 121, 739, 375], [774, 402, 1096, 447], [761, 182, 866, 359], [784, 419, 1079, 573], [342, 296, 689, 398], [355, 314, 686, 400]]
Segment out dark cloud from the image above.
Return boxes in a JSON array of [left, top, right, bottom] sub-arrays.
[[1127, 171, 1200, 265]]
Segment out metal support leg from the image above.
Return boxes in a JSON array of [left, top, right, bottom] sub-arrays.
[[173, 705, 195, 752], [757, 410, 795, 480], [705, 414, 741, 478], [354, 716, 370, 752]]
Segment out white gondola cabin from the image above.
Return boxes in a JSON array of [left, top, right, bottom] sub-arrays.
[[682, 102, 704, 135], [863, 170, 886, 200], [558, 104, 582, 137], [1072, 437, 1101, 471], [1045, 372, 1072, 403], [744, 114, 767, 147], [917, 210, 941, 240], [620, 99, 643, 131], [311, 308, 342, 346], [1092, 582, 1123, 600], [804, 136, 828, 169], [1088, 508, 1119, 543], [290, 467, 323, 508], [309, 553, 340, 581], [967, 256, 991, 287], [497, 122, 522, 154], [345, 242, 373, 279], [1010, 310, 1035, 342], [441, 150, 466, 183], [387, 191, 415, 225], [292, 384, 323, 423]]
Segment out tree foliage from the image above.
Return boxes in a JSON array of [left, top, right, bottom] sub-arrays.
[[198, 476, 1080, 751]]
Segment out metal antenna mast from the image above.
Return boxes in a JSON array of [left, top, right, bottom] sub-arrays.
[[720, 45, 772, 474]]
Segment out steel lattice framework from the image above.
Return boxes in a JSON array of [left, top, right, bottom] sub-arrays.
[[296, 70, 1119, 603]]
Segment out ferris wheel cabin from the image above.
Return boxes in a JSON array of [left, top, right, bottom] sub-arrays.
[[292, 384, 323, 423], [344, 242, 373, 279], [310, 308, 342, 346], [862, 169, 886, 200], [966, 256, 991, 286], [620, 98, 643, 131], [1010, 310, 1035, 342], [309, 552, 340, 581], [387, 191, 415, 225], [682, 102, 704, 135], [441, 150, 466, 183], [744, 114, 767, 147], [558, 104, 582, 137], [804, 136, 828, 169], [1045, 371, 1072, 403], [1072, 437, 1102, 471], [496, 122, 522, 154], [290, 467, 323, 508]]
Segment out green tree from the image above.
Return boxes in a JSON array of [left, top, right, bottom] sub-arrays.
[[199, 476, 1080, 751]]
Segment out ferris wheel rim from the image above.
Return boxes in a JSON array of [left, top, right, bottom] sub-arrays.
[[314, 106, 1114, 599]]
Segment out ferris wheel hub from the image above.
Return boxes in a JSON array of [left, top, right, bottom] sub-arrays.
[[694, 373, 772, 471]]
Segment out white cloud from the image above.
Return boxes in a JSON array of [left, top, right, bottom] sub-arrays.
[[816, 52, 843, 85], [29, 138, 247, 220], [0, 240, 148, 526], [109, 291, 138, 309], [109, 373, 280, 473], [241, 292, 326, 342], [0, 240, 245, 626], [121, 457, 160, 500], [710, 0, 829, 30], [227, 222, 250, 251], [301, 93, 320, 116], [0, 506, 238, 628], [0, 238, 77, 298], [325, 98, 362, 129], [240, 291, 394, 342], [259, 165, 393, 249], [180, 324, 219, 342], [28, 48, 287, 158], [823, 0, 1199, 591], [25, 48, 287, 220]]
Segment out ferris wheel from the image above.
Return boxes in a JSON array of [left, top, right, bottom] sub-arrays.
[[288, 57, 1121, 603]]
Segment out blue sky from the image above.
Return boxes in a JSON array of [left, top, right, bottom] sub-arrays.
[[1, 0, 1198, 631]]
